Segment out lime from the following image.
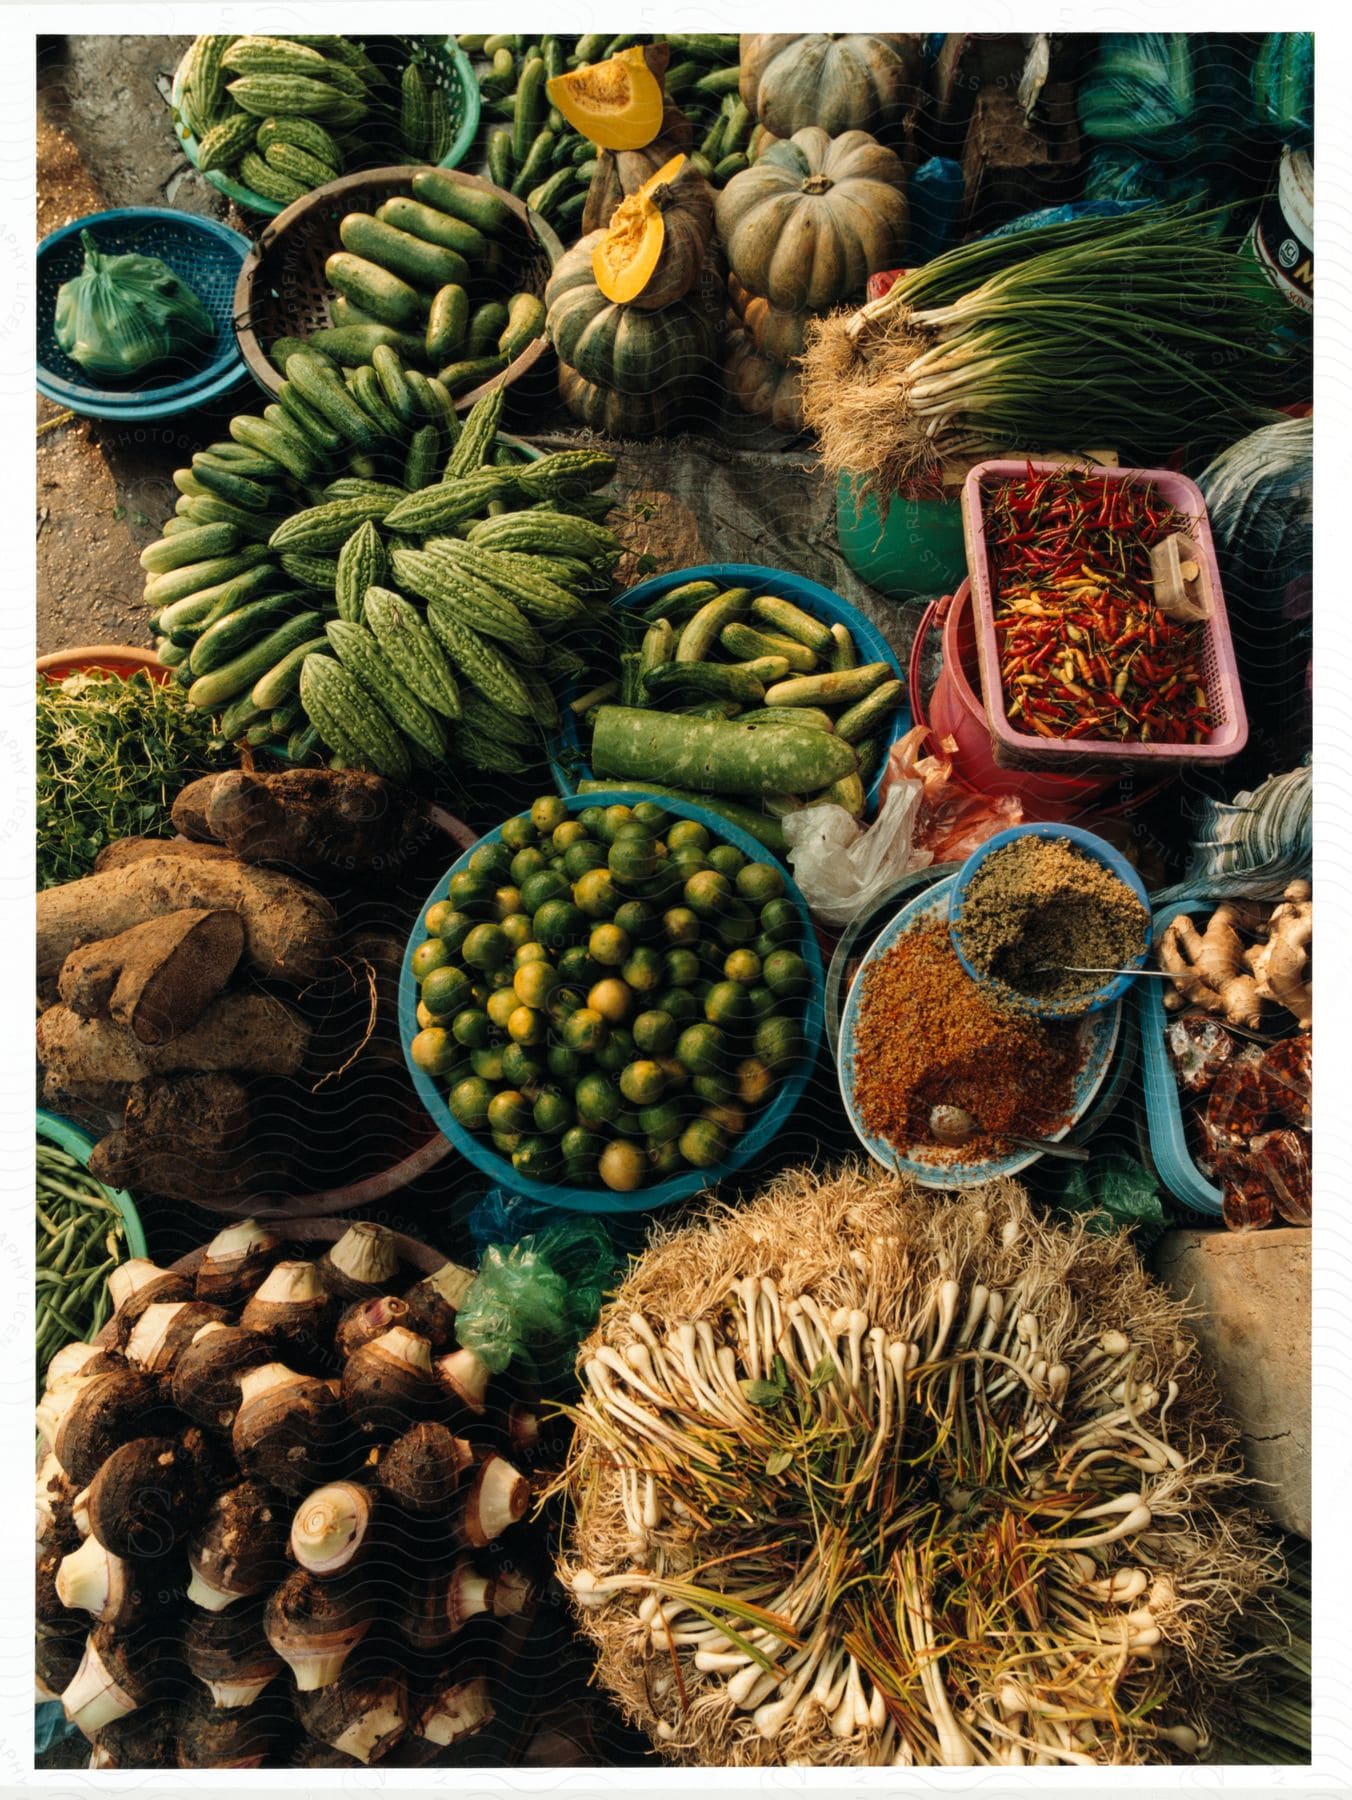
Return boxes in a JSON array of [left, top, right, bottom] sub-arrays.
[[452, 1008, 491, 1049], [510, 846, 548, 888], [755, 1014, 802, 1072], [447, 870, 495, 915], [763, 949, 810, 998], [589, 922, 630, 967], [573, 867, 619, 919], [596, 804, 632, 841], [664, 948, 701, 988], [514, 960, 560, 1010], [632, 1010, 677, 1056], [692, 1071, 733, 1105], [514, 940, 549, 969], [576, 1072, 621, 1126], [433, 908, 474, 951], [492, 1129, 523, 1156], [703, 1099, 746, 1137], [499, 813, 536, 851], [679, 1118, 728, 1169], [424, 899, 453, 936], [462, 923, 511, 972], [492, 885, 523, 921], [619, 1060, 667, 1106], [662, 906, 700, 946], [754, 931, 778, 962], [715, 902, 757, 947], [670, 848, 709, 880], [760, 898, 801, 946], [725, 949, 761, 985], [507, 1005, 546, 1047], [647, 1137, 684, 1177], [513, 1134, 560, 1180], [410, 1026, 459, 1077], [599, 1139, 646, 1192], [613, 1107, 645, 1138], [667, 819, 709, 852], [588, 978, 633, 1024], [411, 938, 450, 982], [609, 835, 658, 883], [657, 988, 701, 1026], [737, 860, 785, 904], [656, 1056, 689, 1092], [531, 795, 569, 834], [612, 899, 656, 941], [533, 898, 585, 946], [708, 844, 747, 878], [416, 1000, 436, 1032], [561, 1125, 603, 1177], [470, 1046, 506, 1083], [638, 1099, 685, 1144], [546, 984, 585, 1027], [468, 840, 514, 883], [448, 1075, 493, 1129], [675, 1021, 724, 1077], [632, 801, 668, 827], [705, 981, 752, 1030], [736, 1057, 775, 1106], [622, 947, 664, 994], [558, 944, 601, 986], [564, 839, 608, 880], [520, 868, 569, 914], [547, 1043, 583, 1083], [500, 1042, 546, 1088], [562, 1008, 608, 1054], [532, 1089, 573, 1135], [486, 988, 518, 1030], [500, 913, 532, 949], [594, 1027, 636, 1074], [578, 806, 607, 833], [487, 1089, 532, 1135], [421, 964, 472, 1017], [685, 870, 732, 917], [745, 983, 777, 1022], [553, 819, 589, 852]]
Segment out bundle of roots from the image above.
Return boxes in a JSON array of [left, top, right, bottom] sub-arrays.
[[553, 1163, 1278, 1767]]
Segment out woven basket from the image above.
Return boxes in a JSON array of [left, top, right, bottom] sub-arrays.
[[170, 35, 480, 218], [233, 166, 563, 414]]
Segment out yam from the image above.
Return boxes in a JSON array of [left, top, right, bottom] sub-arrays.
[[93, 838, 235, 872], [39, 1072, 130, 1135], [172, 768, 424, 874], [57, 909, 245, 1045], [123, 1072, 252, 1152], [36, 854, 336, 987], [37, 994, 310, 1085]]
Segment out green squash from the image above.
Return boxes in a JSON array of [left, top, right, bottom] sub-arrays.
[[738, 34, 923, 140], [557, 359, 687, 438], [545, 232, 718, 396], [54, 231, 216, 380]]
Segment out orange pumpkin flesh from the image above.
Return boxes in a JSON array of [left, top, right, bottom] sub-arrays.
[[591, 153, 689, 305], [547, 46, 665, 151]]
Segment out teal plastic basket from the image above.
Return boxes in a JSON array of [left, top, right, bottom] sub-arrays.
[[36, 1110, 147, 1259], [171, 36, 480, 217]]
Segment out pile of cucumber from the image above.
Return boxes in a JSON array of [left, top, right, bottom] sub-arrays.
[[455, 33, 749, 234], [574, 582, 907, 821], [141, 382, 625, 781]]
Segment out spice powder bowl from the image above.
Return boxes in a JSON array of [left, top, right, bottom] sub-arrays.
[[948, 823, 1151, 1020], [837, 874, 1121, 1189]]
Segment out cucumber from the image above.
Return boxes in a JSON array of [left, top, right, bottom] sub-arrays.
[[142, 544, 272, 611], [190, 457, 274, 511], [411, 166, 513, 236], [189, 590, 308, 675], [591, 705, 859, 798], [437, 353, 507, 394], [306, 322, 426, 366], [370, 342, 416, 424], [643, 661, 766, 706], [720, 621, 818, 673], [157, 637, 189, 667], [695, 65, 742, 96], [181, 494, 285, 545], [156, 561, 279, 642], [511, 126, 554, 198], [189, 610, 327, 710], [339, 212, 469, 292], [376, 196, 484, 260], [252, 633, 331, 711], [833, 679, 906, 743], [676, 588, 751, 662], [639, 579, 720, 624], [425, 283, 469, 362], [199, 442, 286, 478], [269, 699, 303, 737], [742, 705, 837, 732], [348, 364, 405, 438], [466, 301, 510, 357], [828, 622, 857, 671], [275, 380, 346, 454], [714, 153, 749, 182], [402, 423, 441, 492], [513, 59, 549, 166], [526, 166, 572, 217], [285, 347, 381, 448], [139, 522, 237, 574], [498, 292, 546, 359], [763, 664, 893, 708], [220, 695, 269, 740], [639, 618, 676, 677], [486, 127, 513, 192], [229, 413, 320, 481], [732, 655, 792, 685], [325, 250, 425, 327]]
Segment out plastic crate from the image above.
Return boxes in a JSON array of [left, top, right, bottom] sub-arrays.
[[1136, 901, 1224, 1217], [961, 459, 1248, 774]]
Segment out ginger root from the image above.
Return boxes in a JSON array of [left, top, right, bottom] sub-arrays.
[[1244, 879, 1312, 1030], [1158, 906, 1266, 1029]]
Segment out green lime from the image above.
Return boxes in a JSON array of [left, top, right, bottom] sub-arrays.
[[619, 1060, 667, 1106], [531, 795, 569, 834], [562, 1008, 608, 1054], [487, 1089, 532, 1135], [448, 1075, 493, 1129], [513, 1134, 560, 1180], [609, 835, 658, 883], [598, 804, 634, 842], [664, 947, 701, 988], [468, 840, 514, 883], [564, 839, 608, 880], [421, 964, 472, 1017], [546, 984, 585, 1027], [433, 908, 474, 951], [492, 1128, 523, 1157], [691, 1071, 733, 1105], [622, 947, 664, 994], [587, 978, 633, 1024], [703, 1099, 746, 1138], [452, 1008, 491, 1049], [578, 805, 607, 833], [589, 922, 630, 967], [492, 884, 523, 919], [632, 801, 668, 827], [657, 1055, 689, 1092], [763, 948, 810, 998], [547, 1043, 583, 1083], [416, 1000, 436, 1032], [679, 1118, 728, 1169], [499, 814, 537, 851], [410, 1026, 459, 1076], [632, 1010, 677, 1056], [737, 860, 785, 904], [410, 938, 451, 982], [514, 941, 549, 970], [760, 898, 801, 946], [520, 868, 569, 913], [424, 899, 453, 936], [509, 846, 548, 887], [599, 1138, 646, 1191], [513, 959, 560, 1009], [500, 1042, 546, 1088], [647, 1137, 683, 1177], [559, 944, 602, 986], [594, 1027, 636, 1074], [500, 913, 532, 949], [675, 1021, 724, 1077], [613, 899, 656, 940], [576, 1071, 621, 1126], [715, 902, 757, 946], [685, 870, 731, 917], [708, 843, 747, 878], [461, 923, 511, 972], [573, 867, 618, 919], [553, 819, 589, 852], [705, 980, 752, 1029], [534, 898, 585, 946], [657, 988, 701, 1025], [507, 1005, 546, 1046], [447, 870, 495, 915], [754, 1014, 802, 1072], [613, 1107, 645, 1138], [470, 1046, 506, 1083], [667, 819, 709, 852], [638, 1099, 685, 1144], [736, 1056, 775, 1105], [561, 1124, 602, 1169], [670, 848, 709, 879], [662, 906, 700, 946], [725, 949, 761, 985], [486, 988, 518, 1030], [533, 1089, 574, 1134]]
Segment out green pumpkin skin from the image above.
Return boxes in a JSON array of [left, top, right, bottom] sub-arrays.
[[545, 232, 719, 396]]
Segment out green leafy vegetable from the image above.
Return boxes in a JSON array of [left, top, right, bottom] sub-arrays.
[[54, 231, 215, 380]]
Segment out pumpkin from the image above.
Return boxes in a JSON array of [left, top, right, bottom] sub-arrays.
[[724, 326, 804, 434], [739, 34, 923, 139], [558, 360, 686, 438], [547, 232, 718, 396], [581, 107, 697, 235], [727, 272, 809, 366], [715, 127, 908, 312], [548, 43, 668, 151], [592, 154, 714, 311]]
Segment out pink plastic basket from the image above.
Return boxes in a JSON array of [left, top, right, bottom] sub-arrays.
[[960, 459, 1248, 774]]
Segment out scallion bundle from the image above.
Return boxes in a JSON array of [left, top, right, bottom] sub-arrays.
[[802, 206, 1300, 499]]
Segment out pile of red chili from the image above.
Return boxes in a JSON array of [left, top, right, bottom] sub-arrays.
[[852, 925, 1080, 1161], [985, 465, 1212, 745]]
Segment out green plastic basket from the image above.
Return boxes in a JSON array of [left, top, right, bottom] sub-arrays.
[[171, 35, 480, 217]]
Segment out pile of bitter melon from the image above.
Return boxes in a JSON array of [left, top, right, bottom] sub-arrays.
[[141, 378, 621, 782]]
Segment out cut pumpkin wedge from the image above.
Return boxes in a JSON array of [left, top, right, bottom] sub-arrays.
[[547, 45, 666, 152], [592, 153, 690, 304]]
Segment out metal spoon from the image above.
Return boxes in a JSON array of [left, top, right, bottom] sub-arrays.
[[1035, 963, 1173, 978], [929, 1103, 1090, 1164]]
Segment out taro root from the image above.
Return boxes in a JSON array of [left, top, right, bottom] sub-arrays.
[[490, 1565, 533, 1619], [401, 1260, 475, 1350], [125, 1301, 231, 1375], [372, 1421, 472, 1516], [175, 1684, 285, 1769], [37, 1540, 79, 1627], [186, 1481, 288, 1612], [239, 1262, 335, 1361], [435, 1345, 491, 1417], [398, 1555, 493, 1653], [184, 1599, 282, 1709], [318, 1222, 400, 1302], [45, 1342, 123, 1387], [106, 1260, 195, 1349], [291, 1735, 362, 1768], [49, 1368, 170, 1487], [455, 1454, 530, 1550], [193, 1219, 283, 1306], [85, 1434, 203, 1560], [62, 1622, 173, 1737], [341, 1327, 440, 1437], [36, 1452, 78, 1546], [289, 1481, 379, 1577], [293, 1663, 408, 1764], [54, 1536, 135, 1625], [88, 1701, 175, 1769], [171, 1323, 270, 1431], [35, 1621, 85, 1702], [335, 1295, 411, 1361], [264, 1568, 371, 1692], [506, 1403, 542, 1459], [414, 1673, 494, 1748], [231, 1362, 350, 1497]]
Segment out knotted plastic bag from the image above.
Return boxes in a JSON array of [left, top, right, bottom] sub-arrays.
[[54, 231, 215, 379], [455, 1217, 618, 1388], [782, 782, 932, 927]]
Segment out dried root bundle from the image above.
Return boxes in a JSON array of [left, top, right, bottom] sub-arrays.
[[554, 1162, 1277, 1768]]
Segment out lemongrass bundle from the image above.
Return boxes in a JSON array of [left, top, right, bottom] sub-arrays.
[[552, 1163, 1280, 1768], [802, 207, 1299, 500]]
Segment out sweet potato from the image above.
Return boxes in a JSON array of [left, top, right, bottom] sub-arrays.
[[57, 909, 245, 1045], [172, 768, 423, 874], [36, 854, 335, 987], [37, 994, 310, 1085]]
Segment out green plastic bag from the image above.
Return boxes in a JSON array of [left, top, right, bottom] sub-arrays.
[[1059, 1154, 1167, 1242], [455, 1217, 618, 1388], [54, 231, 215, 380]]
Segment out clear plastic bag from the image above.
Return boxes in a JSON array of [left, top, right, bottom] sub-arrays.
[[782, 783, 932, 927], [455, 1217, 618, 1387]]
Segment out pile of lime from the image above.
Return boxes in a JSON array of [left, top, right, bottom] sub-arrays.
[[407, 796, 813, 1192]]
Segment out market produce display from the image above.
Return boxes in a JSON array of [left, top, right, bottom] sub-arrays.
[[405, 795, 816, 1195], [54, 232, 214, 380], [35, 1219, 534, 1767]]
